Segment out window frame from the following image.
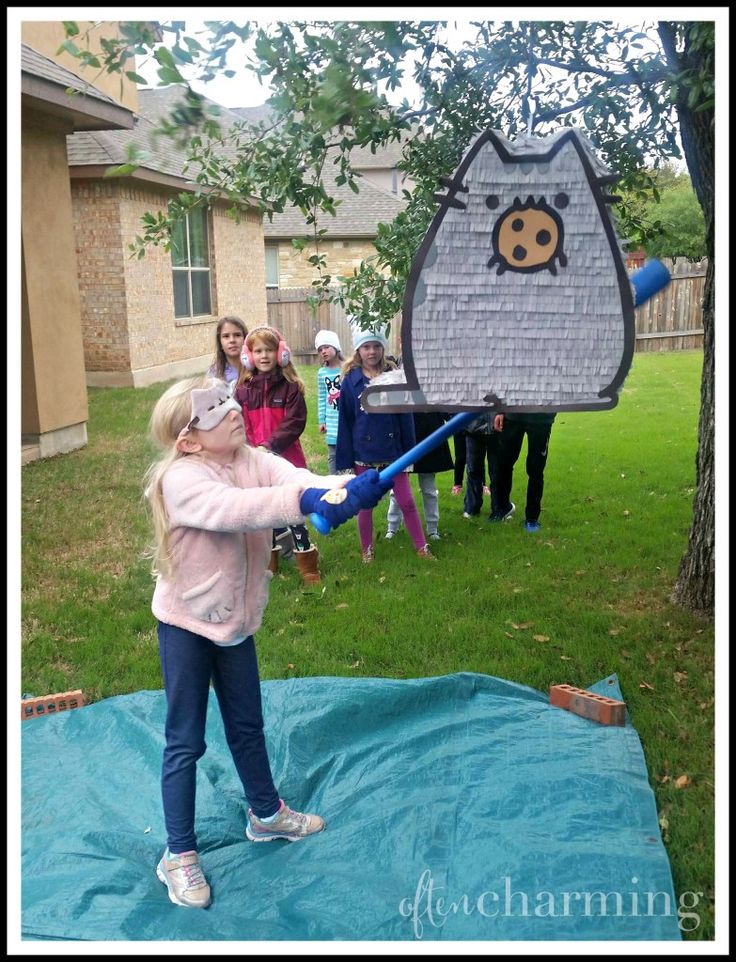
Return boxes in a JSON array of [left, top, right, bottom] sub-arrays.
[[171, 206, 213, 319], [265, 245, 280, 289]]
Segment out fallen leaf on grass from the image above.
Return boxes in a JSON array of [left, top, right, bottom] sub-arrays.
[[673, 671, 688, 684], [560, 655, 572, 661], [639, 680, 655, 690], [533, 634, 550, 642], [608, 628, 621, 636], [287, 663, 295, 670], [675, 774, 690, 789], [508, 621, 532, 630], [504, 632, 514, 638], [335, 603, 349, 610]]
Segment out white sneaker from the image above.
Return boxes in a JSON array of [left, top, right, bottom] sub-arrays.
[[246, 801, 325, 842], [384, 530, 397, 540], [428, 532, 441, 541], [156, 849, 211, 908]]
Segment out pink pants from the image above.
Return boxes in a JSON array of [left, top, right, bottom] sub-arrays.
[[354, 465, 426, 551]]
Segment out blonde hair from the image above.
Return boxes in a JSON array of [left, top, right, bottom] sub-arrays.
[[237, 327, 306, 394], [342, 347, 397, 376], [143, 376, 213, 579]]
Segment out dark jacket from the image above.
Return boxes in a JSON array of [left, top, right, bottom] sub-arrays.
[[411, 412, 454, 474], [234, 370, 308, 468], [336, 367, 417, 470]]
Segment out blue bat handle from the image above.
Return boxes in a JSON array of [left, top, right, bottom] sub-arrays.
[[309, 410, 478, 535], [309, 511, 332, 535]]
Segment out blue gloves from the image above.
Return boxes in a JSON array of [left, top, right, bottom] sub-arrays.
[[299, 470, 393, 530]]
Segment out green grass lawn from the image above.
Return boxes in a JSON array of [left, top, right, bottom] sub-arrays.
[[20, 349, 714, 938]]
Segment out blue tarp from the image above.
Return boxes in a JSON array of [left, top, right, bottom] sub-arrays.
[[21, 672, 681, 941]]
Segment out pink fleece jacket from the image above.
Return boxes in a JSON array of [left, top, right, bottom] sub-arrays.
[[151, 446, 348, 644]]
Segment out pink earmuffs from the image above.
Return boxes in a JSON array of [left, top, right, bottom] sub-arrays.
[[241, 325, 291, 371]]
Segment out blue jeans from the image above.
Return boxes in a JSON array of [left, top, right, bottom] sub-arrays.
[[157, 622, 280, 853]]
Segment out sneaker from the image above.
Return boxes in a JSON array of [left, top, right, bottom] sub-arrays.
[[451, 485, 462, 496], [428, 532, 441, 541], [417, 544, 436, 559], [483, 485, 491, 497], [524, 520, 541, 532], [246, 801, 325, 843], [384, 529, 397, 540], [462, 511, 477, 519], [156, 849, 211, 909], [488, 502, 516, 523], [362, 546, 375, 564]]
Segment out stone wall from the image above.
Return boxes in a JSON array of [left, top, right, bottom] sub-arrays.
[[273, 238, 379, 289]]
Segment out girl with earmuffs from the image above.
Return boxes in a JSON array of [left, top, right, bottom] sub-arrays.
[[234, 326, 321, 585]]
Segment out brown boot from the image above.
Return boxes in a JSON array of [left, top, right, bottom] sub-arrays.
[[267, 546, 282, 574], [294, 546, 321, 584]]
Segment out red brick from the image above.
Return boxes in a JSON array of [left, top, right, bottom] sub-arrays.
[[21, 689, 85, 721], [550, 684, 626, 726]]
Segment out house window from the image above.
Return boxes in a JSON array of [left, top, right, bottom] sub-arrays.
[[265, 246, 280, 288], [171, 207, 212, 317]]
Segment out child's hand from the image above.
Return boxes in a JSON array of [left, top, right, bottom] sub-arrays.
[[319, 424, 326, 433], [299, 470, 393, 529]]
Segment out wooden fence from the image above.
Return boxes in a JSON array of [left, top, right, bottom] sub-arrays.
[[630, 257, 705, 352], [266, 289, 400, 367], [267, 257, 706, 366]]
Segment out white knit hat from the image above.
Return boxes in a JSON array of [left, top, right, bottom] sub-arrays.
[[314, 329, 341, 352], [352, 325, 389, 352]]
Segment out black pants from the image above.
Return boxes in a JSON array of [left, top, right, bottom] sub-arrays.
[[495, 420, 553, 523], [464, 432, 500, 516], [453, 432, 468, 486]]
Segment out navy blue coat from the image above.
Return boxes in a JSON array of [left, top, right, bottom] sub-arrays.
[[336, 367, 417, 470]]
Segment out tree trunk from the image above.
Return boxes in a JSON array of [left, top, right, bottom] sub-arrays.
[[659, 22, 715, 616], [670, 256, 714, 614]]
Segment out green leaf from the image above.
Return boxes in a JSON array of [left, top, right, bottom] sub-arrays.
[[104, 163, 139, 177], [57, 39, 80, 57], [157, 66, 187, 85]]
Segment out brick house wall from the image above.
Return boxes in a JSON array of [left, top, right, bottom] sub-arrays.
[[71, 180, 131, 372], [71, 180, 267, 386]]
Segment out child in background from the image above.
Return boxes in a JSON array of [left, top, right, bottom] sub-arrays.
[[145, 376, 391, 908], [462, 412, 500, 519], [386, 413, 453, 542], [314, 329, 344, 474], [336, 327, 433, 562], [207, 316, 248, 389], [492, 411, 557, 530], [235, 326, 320, 584]]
